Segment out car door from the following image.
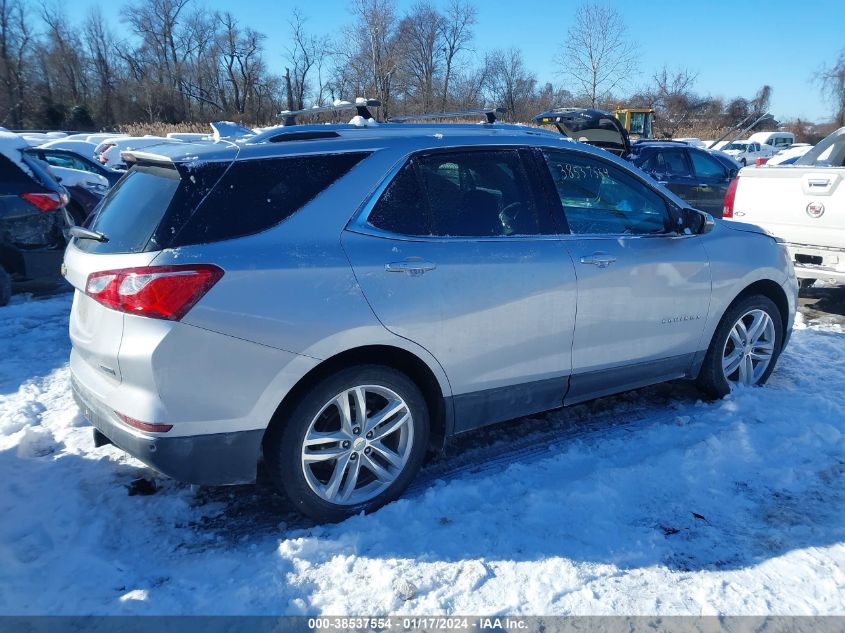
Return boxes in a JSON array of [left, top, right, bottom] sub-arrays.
[[537, 148, 712, 404], [688, 149, 732, 215], [343, 147, 578, 433]]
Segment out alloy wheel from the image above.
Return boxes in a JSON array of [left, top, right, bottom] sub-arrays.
[[300, 385, 414, 505], [721, 309, 776, 386]]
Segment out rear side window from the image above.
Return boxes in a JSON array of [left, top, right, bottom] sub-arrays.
[[173, 152, 368, 246], [368, 162, 429, 235], [77, 152, 368, 253], [368, 149, 550, 237], [640, 149, 691, 177]]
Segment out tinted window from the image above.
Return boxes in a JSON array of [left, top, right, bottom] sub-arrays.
[[78, 165, 183, 253], [174, 152, 368, 246], [368, 162, 430, 235], [689, 151, 726, 178], [418, 150, 546, 237], [42, 153, 93, 173], [543, 151, 670, 235], [0, 154, 31, 185], [641, 149, 691, 177]]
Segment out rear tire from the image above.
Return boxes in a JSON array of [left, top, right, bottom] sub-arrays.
[[0, 266, 10, 307], [798, 278, 816, 293], [696, 295, 783, 398], [264, 365, 430, 523]]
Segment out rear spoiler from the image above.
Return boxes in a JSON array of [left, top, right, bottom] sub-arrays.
[[210, 121, 256, 141]]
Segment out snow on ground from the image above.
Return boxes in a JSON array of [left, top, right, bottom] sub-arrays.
[[0, 292, 843, 615]]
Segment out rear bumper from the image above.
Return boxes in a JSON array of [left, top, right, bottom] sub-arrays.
[[786, 243, 845, 284], [72, 376, 263, 485]]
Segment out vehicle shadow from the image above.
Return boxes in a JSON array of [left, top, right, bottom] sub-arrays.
[[184, 374, 845, 574], [800, 285, 845, 319]]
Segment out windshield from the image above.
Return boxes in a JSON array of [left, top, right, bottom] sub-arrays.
[[724, 143, 748, 151], [629, 112, 652, 138]]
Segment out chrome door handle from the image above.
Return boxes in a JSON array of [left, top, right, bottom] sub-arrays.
[[385, 260, 436, 276], [580, 253, 617, 268]]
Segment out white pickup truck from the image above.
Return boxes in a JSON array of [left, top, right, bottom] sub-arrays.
[[723, 127, 845, 287]]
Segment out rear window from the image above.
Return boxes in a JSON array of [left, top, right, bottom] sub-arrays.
[[76, 152, 369, 254], [77, 165, 186, 253], [173, 152, 368, 246]]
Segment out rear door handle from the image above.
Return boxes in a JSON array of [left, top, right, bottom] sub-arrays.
[[580, 253, 617, 268], [385, 260, 436, 276]]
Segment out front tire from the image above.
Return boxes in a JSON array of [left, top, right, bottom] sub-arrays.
[[697, 295, 783, 398], [264, 365, 430, 523]]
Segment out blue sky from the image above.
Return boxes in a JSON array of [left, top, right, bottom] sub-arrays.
[[77, 0, 845, 122]]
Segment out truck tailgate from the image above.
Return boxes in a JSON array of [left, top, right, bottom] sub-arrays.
[[733, 167, 844, 248]]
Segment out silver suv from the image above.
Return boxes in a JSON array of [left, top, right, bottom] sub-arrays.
[[65, 114, 797, 522]]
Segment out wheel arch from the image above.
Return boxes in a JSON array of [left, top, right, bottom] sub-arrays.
[[262, 344, 451, 456], [728, 278, 790, 337]]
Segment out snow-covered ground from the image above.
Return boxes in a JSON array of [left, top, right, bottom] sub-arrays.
[[0, 292, 843, 615]]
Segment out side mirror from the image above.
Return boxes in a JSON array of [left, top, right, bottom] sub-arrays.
[[678, 207, 715, 235]]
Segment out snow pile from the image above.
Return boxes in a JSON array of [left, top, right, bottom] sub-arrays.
[[348, 115, 378, 127], [0, 296, 843, 615]]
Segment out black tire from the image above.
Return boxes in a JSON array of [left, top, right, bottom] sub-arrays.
[[264, 365, 430, 523], [0, 265, 10, 307], [696, 295, 784, 398], [740, 158, 747, 166], [799, 278, 816, 293]]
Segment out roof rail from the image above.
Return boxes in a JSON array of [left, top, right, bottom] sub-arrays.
[[278, 99, 381, 126], [388, 107, 507, 124]]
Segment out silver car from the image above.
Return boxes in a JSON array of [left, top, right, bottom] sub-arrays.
[[65, 121, 797, 522]]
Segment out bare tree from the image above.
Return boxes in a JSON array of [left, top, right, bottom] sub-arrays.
[[484, 48, 537, 121], [815, 50, 845, 126], [0, 0, 32, 126], [346, 0, 401, 117], [438, 0, 475, 111], [284, 9, 329, 111], [398, 2, 443, 112], [557, 3, 638, 107]]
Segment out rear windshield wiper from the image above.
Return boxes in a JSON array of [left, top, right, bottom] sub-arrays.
[[69, 226, 109, 243]]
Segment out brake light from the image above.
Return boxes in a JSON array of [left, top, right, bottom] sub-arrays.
[[722, 176, 739, 218], [85, 264, 224, 320], [20, 192, 66, 212], [116, 412, 173, 433], [756, 157, 769, 166], [98, 143, 115, 164]]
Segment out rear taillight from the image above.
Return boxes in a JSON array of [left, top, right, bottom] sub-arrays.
[[98, 144, 115, 164], [756, 157, 769, 166], [85, 264, 224, 320], [722, 176, 739, 218], [20, 192, 67, 212], [116, 412, 173, 433]]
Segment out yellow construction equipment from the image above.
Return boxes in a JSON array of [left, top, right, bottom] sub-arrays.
[[614, 107, 655, 139]]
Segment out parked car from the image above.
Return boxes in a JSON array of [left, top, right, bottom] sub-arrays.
[[767, 143, 813, 166], [719, 140, 777, 166], [628, 141, 741, 216], [94, 136, 181, 170], [748, 131, 795, 150], [65, 119, 797, 522], [37, 138, 100, 160], [27, 146, 122, 187], [724, 126, 845, 288], [0, 132, 69, 306], [46, 166, 108, 224]]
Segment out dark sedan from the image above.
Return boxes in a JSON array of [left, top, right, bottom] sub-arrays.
[[629, 142, 741, 217]]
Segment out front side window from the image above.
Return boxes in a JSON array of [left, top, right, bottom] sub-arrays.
[[689, 151, 727, 178], [367, 149, 550, 237], [543, 151, 671, 236]]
